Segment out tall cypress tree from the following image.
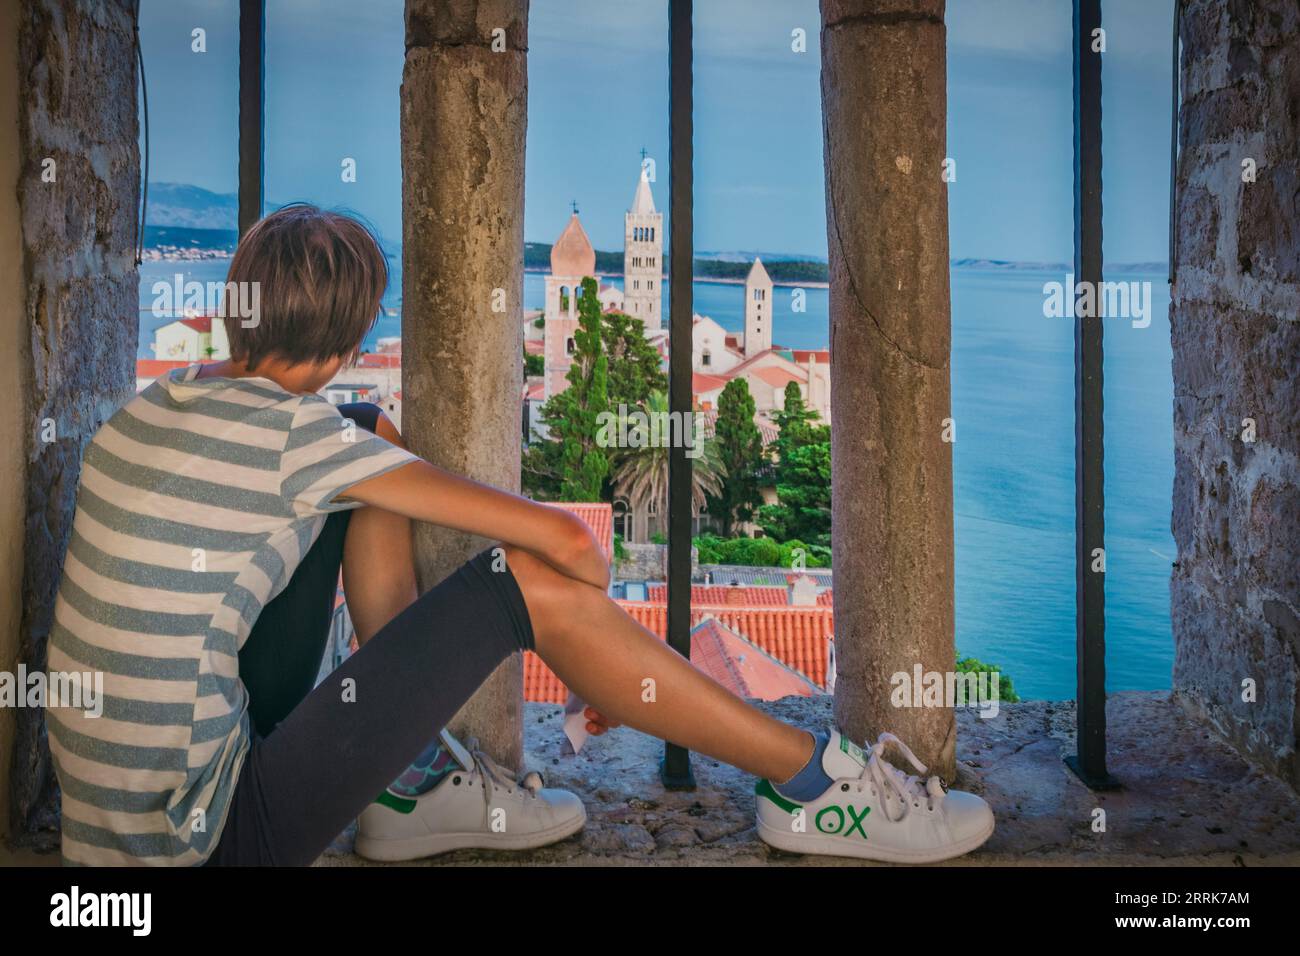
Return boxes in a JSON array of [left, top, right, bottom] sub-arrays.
[[602, 310, 667, 412], [706, 378, 766, 536], [759, 381, 831, 546], [539, 277, 610, 501]]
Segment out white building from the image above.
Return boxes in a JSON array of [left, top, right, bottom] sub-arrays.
[[151, 315, 230, 362], [693, 314, 745, 374]]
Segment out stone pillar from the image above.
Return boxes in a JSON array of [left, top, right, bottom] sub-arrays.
[[1170, 0, 1299, 789], [401, 0, 529, 766], [820, 0, 956, 779], [4, 0, 139, 847]]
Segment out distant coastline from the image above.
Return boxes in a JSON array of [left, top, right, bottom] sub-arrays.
[[141, 225, 1166, 280]]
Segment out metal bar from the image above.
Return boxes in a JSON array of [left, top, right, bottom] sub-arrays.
[[1066, 0, 1118, 791], [238, 0, 265, 237], [662, 0, 696, 791]]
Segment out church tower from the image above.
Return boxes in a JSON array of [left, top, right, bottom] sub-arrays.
[[623, 162, 663, 329], [543, 211, 596, 398], [744, 257, 773, 356]]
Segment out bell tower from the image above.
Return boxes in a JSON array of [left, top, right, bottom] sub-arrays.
[[623, 156, 663, 329]]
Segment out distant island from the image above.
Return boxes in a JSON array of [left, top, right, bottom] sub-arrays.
[[141, 184, 1167, 279]]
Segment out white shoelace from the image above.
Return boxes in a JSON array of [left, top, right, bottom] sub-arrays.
[[860, 732, 945, 822], [463, 737, 542, 814]]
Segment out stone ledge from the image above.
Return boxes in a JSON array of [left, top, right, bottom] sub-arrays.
[[319, 692, 1300, 867]]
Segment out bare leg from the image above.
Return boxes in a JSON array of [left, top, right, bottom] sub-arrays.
[[343, 411, 418, 644], [339, 414, 812, 785], [504, 547, 815, 784]]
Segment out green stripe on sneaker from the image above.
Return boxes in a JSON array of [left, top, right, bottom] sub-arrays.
[[376, 791, 418, 814], [755, 778, 802, 814]]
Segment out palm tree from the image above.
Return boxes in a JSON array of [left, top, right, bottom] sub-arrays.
[[612, 391, 726, 522]]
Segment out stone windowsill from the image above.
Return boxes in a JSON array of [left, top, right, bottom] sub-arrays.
[[318, 691, 1300, 866]]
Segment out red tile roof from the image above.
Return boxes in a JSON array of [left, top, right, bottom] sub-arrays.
[[817, 589, 834, 606], [753, 365, 802, 389], [356, 352, 402, 368], [136, 359, 191, 378], [523, 600, 834, 702], [690, 617, 823, 700], [693, 372, 731, 394], [646, 583, 789, 606], [179, 315, 213, 333], [524, 610, 826, 704], [789, 349, 831, 365], [523, 653, 568, 703], [619, 602, 833, 686]]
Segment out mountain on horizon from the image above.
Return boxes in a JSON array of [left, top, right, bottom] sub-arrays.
[[146, 182, 238, 231]]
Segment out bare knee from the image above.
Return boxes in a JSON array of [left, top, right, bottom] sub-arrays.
[[502, 546, 601, 643]]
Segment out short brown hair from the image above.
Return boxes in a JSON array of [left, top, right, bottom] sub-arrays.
[[221, 205, 388, 369]]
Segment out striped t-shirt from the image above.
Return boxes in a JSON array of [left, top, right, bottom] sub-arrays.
[[46, 364, 418, 866]]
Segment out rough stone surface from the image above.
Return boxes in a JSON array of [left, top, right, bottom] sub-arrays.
[[1171, 0, 1300, 790], [400, 0, 530, 768], [317, 694, 1300, 866], [613, 542, 698, 582], [8, 0, 138, 849], [820, 0, 956, 778]]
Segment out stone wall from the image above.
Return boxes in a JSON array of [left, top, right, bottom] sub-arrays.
[[1170, 0, 1300, 789], [6, 0, 139, 847], [613, 543, 701, 582], [613, 543, 664, 582], [0, 0, 27, 846]]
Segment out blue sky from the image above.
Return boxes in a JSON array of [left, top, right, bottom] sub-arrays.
[[138, 0, 1173, 263]]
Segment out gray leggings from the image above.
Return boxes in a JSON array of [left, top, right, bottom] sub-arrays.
[[204, 404, 535, 866]]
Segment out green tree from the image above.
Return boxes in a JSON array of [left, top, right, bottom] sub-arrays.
[[523, 350, 544, 377], [705, 378, 767, 536], [602, 310, 666, 411], [537, 277, 609, 501], [612, 391, 725, 522], [521, 429, 564, 500], [759, 382, 831, 546]]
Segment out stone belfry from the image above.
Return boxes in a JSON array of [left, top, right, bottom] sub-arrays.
[[744, 256, 773, 356], [623, 160, 663, 329]]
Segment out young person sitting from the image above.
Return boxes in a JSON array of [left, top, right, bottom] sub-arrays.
[[46, 205, 994, 866]]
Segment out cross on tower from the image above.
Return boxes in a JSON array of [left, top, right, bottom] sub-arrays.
[[570, 199, 579, 216], [639, 146, 648, 162]]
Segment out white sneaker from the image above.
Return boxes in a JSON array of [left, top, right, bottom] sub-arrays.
[[756, 730, 994, 863], [354, 730, 587, 861]]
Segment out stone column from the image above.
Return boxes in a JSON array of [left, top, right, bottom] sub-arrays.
[[401, 0, 529, 766], [820, 0, 956, 779], [1170, 0, 1299, 790], [4, 0, 139, 847]]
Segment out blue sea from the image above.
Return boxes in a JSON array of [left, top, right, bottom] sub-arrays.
[[138, 261, 1175, 700]]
